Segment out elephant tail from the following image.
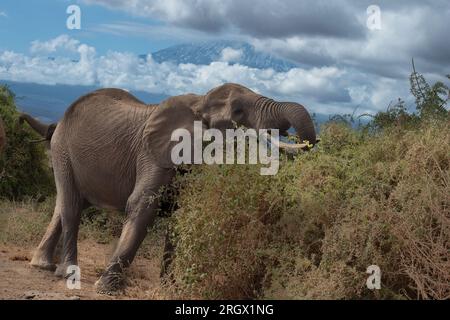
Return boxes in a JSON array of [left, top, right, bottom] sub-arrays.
[[18, 113, 57, 141]]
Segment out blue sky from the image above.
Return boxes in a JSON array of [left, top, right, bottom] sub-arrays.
[[0, 0, 179, 54], [0, 0, 448, 116]]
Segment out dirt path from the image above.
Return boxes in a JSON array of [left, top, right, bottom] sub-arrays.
[[0, 240, 166, 300]]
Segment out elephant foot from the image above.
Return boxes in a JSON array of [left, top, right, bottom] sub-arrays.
[[54, 262, 78, 278], [30, 252, 56, 271], [95, 272, 125, 295]]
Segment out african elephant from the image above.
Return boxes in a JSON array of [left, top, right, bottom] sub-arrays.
[[20, 83, 316, 294], [0, 116, 5, 155]]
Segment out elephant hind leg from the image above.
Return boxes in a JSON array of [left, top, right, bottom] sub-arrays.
[[38, 149, 85, 278], [53, 181, 85, 278], [30, 208, 62, 271]]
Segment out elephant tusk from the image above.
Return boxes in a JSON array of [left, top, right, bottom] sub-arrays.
[[263, 135, 306, 153], [276, 140, 309, 151], [271, 134, 321, 152]]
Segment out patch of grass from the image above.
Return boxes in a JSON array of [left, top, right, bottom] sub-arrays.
[[0, 199, 128, 247], [0, 197, 54, 245]]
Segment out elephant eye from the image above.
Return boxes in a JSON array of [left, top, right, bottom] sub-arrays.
[[232, 108, 244, 118]]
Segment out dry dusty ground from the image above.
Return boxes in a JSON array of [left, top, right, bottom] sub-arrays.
[[0, 240, 167, 300]]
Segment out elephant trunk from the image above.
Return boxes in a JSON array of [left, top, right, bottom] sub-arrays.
[[280, 101, 316, 145], [19, 113, 57, 141], [256, 97, 317, 148]]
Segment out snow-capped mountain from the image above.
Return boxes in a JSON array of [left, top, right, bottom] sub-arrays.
[[149, 40, 297, 72]]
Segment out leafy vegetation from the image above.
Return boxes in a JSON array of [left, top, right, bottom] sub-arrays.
[[166, 69, 449, 299], [0, 85, 55, 200]]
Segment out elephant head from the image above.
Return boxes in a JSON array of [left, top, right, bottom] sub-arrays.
[[199, 83, 315, 140], [145, 83, 317, 167], [0, 116, 5, 154]]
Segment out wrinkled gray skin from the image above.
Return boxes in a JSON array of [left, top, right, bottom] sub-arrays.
[[0, 116, 5, 155], [20, 83, 316, 294]]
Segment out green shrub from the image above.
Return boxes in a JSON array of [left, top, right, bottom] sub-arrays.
[[370, 99, 419, 130], [168, 164, 281, 299], [319, 122, 362, 153], [369, 67, 448, 131], [0, 85, 55, 200], [168, 119, 449, 300]]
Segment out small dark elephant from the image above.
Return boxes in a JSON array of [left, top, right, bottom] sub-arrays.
[[20, 83, 316, 294]]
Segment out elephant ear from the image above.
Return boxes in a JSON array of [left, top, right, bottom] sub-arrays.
[[144, 103, 205, 168]]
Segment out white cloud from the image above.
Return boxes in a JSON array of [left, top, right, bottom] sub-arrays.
[[30, 35, 81, 54], [250, 4, 450, 77], [0, 35, 430, 115], [1, 36, 97, 86], [83, 0, 229, 32], [219, 47, 243, 63], [82, 0, 364, 39], [91, 21, 214, 42], [0, 11, 7, 18]]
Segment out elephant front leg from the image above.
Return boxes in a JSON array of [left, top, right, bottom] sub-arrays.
[[95, 191, 159, 294], [95, 166, 174, 294]]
